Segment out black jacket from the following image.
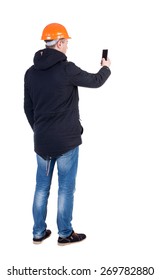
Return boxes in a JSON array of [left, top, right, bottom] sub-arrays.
[[24, 48, 111, 159]]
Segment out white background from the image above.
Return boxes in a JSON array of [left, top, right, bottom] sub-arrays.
[[0, 0, 161, 279]]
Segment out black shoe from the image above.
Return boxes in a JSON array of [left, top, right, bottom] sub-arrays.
[[33, 229, 51, 244], [58, 230, 86, 246]]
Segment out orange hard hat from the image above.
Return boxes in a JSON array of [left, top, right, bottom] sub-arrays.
[[41, 23, 71, 40]]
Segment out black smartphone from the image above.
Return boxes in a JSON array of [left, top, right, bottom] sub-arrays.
[[102, 49, 108, 60]]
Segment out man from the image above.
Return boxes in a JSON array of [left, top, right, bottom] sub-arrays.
[[24, 23, 111, 246]]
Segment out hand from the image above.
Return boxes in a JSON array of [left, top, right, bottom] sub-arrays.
[[101, 57, 111, 68]]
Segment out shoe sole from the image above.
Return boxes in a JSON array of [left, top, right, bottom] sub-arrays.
[[57, 238, 86, 246], [33, 240, 43, 245]]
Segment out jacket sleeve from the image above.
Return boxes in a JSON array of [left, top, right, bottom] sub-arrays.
[[65, 62, 111, 88], [24, 71, 34, 129]]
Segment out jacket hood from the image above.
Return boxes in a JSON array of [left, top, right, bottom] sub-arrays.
[[33, 48, 67, 70]]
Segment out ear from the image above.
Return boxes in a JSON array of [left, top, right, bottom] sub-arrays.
[[56, 40, 62, 49]]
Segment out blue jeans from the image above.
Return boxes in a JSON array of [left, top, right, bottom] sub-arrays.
[[32, 147, 79, 239]]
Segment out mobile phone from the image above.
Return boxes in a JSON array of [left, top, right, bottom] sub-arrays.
[[102, 49, 108, 60]]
